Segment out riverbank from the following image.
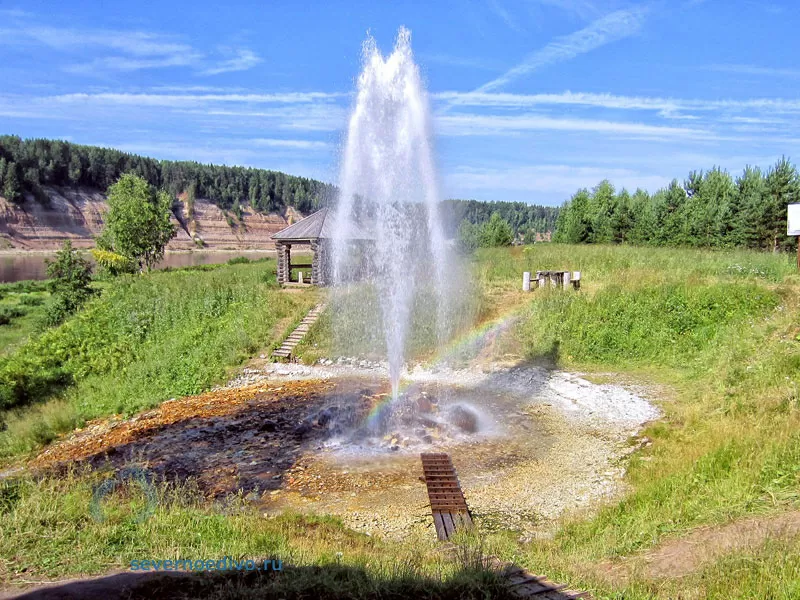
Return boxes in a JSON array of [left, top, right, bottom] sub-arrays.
[[0, 248, 311, 283], [1, 245, 798, 599], [1, 186, 298, 253]]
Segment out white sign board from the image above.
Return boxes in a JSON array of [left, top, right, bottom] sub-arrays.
[[789, 204, 800, 236]]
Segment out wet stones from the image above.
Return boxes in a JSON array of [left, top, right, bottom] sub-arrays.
[[448, 404, 479, 433], [292, 422, 312, 438], [259, 420, 278, 433]]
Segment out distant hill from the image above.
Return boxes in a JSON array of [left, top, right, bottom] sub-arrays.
[[0, 135, 557, 249], [0, 135, 335, 216]]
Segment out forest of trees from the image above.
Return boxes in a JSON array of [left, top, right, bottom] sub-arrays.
[[442, 199, 558, 241], [554, 158, 800, 252], [0, 135, 335, 215], [0, 136, 561, 238]]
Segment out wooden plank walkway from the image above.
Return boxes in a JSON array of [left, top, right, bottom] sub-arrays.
[[485, 558, 590, 599], [422, 454, 590, 598], [420, 453, 474, 541], [272, 303, 326, 360]]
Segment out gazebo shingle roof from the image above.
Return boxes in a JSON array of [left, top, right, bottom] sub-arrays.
[[271, 208, 330, 241], [271, 207, 374, 241]]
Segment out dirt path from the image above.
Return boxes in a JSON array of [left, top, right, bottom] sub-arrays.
[[595, 510, 800, 583]]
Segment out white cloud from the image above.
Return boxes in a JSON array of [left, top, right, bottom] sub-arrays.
[[436, 112, 706, 139], [476, 7, 648, 92], [434, 90, 800, 117], [64, 53, 203, 74], [446, 164, 671, 196], [250, 138, 330, 150], [0, 17, 262, 76], [488, 0, 524, 32], [44, 91, 343, 107], [705, 64, 800, 78], [421, 53, 500, 71], [201, 49, 263, 76], [530, 0, 601, 20]]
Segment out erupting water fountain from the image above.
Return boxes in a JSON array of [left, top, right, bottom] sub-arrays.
[[330, 27, 464, 435]]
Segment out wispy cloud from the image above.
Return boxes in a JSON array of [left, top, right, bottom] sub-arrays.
[[437, 112, 706, 139], [0, 90, 348, 132], [64, 54, 202, 74], [250, 138, 330, 150], [0, 16, 262, 76], [45, 91, 343, 107], [705, 63, 800, 78], [476, 7, 648, 92], [446, 164, 670, 196], [488, 0, 524, 32], [200, 49, 263, 76], [435, 90, 800, 115], [529, 0, 601, 21], [421, 53, 500, 71]]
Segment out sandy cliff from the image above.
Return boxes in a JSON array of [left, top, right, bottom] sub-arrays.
[[0, 186, 300, 251]]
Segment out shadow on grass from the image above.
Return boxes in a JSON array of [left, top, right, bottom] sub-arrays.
[[5, 563, 519, 600]]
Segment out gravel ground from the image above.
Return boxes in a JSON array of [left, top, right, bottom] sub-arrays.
[[227, 358, 660, 541], [28, 354, 660, 542]]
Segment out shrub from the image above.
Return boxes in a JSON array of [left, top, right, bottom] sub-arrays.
[[44, 241, 93, 326], [17, 295, 44, 307], [0, 306, 25, 326], [227, 256, 251, 265], [90, 248, 136, 277]]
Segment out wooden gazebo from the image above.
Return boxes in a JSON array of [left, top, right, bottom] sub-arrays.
[[271, 208, 331, 286]]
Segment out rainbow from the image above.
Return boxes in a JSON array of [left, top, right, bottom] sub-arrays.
[[364, 310, 521, 430]]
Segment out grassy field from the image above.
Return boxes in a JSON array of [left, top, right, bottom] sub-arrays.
[[0, 259, 317, 461], [0, 469, 512, 599], [1, 244, 798, 599], [0, 280, 50, 355], [472, 244, 800, 599]]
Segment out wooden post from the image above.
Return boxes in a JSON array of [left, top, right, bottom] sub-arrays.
[[522, 272, 531, 292], [563, 271, 571, 290], [572, 271, 581, 290], [298, 271, 303, 284], [537, 271, 545, 289]]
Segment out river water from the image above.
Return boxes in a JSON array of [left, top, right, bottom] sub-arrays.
[[0, 250, 277, 283]]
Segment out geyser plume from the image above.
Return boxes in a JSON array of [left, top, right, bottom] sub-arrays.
[[331, 27, 459, 409]]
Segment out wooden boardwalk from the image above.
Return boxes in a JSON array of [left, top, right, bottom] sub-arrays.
[[486, 558, 590, 599], [272, 303, 326, 360], [422, 453, 590, 598], [420, 453, 474, 541]]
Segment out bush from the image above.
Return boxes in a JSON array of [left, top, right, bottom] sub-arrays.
[[90, 248, 136, 277], [458, 213, 514, 252], [44, 240, 93, 326], [0, 306, 25, 326], [0, 259, 303, 418], [17, 295, 44, 307], [519, 282, 780, 367], [227, 256, 251, 265]]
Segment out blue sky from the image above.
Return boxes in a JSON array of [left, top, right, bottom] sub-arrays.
[[1, 0, 799, 205]]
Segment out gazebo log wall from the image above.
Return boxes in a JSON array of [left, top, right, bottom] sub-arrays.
[[276, 242, 291, 285], [310, 239, 328, 286], [276, 240, 327, 286]]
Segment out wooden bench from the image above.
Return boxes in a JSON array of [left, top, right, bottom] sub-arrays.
[[522, 271, 581, 290], [420, 453, 474, 541]]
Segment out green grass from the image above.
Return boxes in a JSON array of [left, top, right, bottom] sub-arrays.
[[2, 244, 800, 599], [470, 244, 800, 599], [295, 281, 489, 364], [0, 260, 315, 459], [0, 280, 50, 355], [0, 470, 514, 599]]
